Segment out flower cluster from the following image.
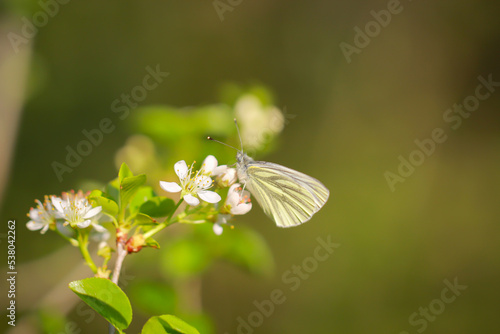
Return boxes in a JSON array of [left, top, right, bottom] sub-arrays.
[[27, 154, 254, 257], [160, 155, 252, 235], [27, 190, 106, 237]]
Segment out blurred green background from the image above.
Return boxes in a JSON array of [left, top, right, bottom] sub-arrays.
[[1, 0, 499, 333]]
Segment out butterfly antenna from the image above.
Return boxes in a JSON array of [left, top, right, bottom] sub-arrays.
[[234, 118, 243, 151], [207, 136, 239, 151]]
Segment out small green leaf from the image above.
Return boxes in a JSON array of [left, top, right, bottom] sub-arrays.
[[178, 313, 215, 334], [144, 237, 160, 249], [120, 174, 147, 213], [118, 163, 133, 183], [106, 179, 120, 204], [89, 189, 102, 198], [68, 278, 132, 331], [139, 197, 175, 218], [133, 213, 157, 226], [89, 190, 119, 217], [141, 314, 200, 334], [130, 187, 156, 214]]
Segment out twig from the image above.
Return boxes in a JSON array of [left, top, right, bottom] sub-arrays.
[[109, 242, 128, 334], [111, 243, 127, 285]]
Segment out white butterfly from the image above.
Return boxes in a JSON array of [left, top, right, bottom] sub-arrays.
[[209, 120, 329, 228]]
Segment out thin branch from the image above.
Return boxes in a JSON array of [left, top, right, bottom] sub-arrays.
[[143, 198, 184, 239], [109, 242, 127, 334], [111, 243, 127, 285], [77, 232, 97, 274]]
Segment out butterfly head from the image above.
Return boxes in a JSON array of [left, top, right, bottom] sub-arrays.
[[236, 151, 253, 166]]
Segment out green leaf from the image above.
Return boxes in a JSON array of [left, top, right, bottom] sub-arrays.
[[139, 197, 175, 218], [89, 190, 119, 217], [120, 174, 147, 213], [178, 314, 215, 334], [106, 179, 120, 204], [144, 237, 160, 249], [133, 213, 157, 226], [68, 278, 132, 331], [130, 186, 156, 214], [118, 163, 133, 183], [141, 314, 200, 334]]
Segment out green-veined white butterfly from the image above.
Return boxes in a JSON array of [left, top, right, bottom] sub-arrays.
[[209, 120, 329, 227]]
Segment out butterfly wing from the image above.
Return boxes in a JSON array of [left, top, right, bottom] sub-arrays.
[[243, 161, 329, 227]]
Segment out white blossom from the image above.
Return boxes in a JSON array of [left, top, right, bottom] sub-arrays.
[[160, 156, 222, 206], [26, 197, 56, 234], [51, 191, 102, 229]]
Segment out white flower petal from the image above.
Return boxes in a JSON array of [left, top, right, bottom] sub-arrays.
[[222, 169, 237, 183], [83, 206, 102, 219], [40, 224, 50, 234], [160, 181, 182, 193], [184, 194, 200, 206], [213, 223, 223, 235], [92, 223, 107, 233], [77, 220, 92, 228], [26, 221, 44, 231], [214, 167, 237, 187], [198, 190, 221, 204], [228, 183, 241, 193], [51, 197, 65, 213], [226, 192, 240, 207], [231, 203, 252, 215], [202, 155, 218, 175], [212, 165, 228, 176], [226, 183, 241, 206], [29, 208, 40, 220], [174, 160, 188, 180]]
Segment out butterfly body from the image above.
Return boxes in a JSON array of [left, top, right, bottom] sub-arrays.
[[236, 151, 329, 228]]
